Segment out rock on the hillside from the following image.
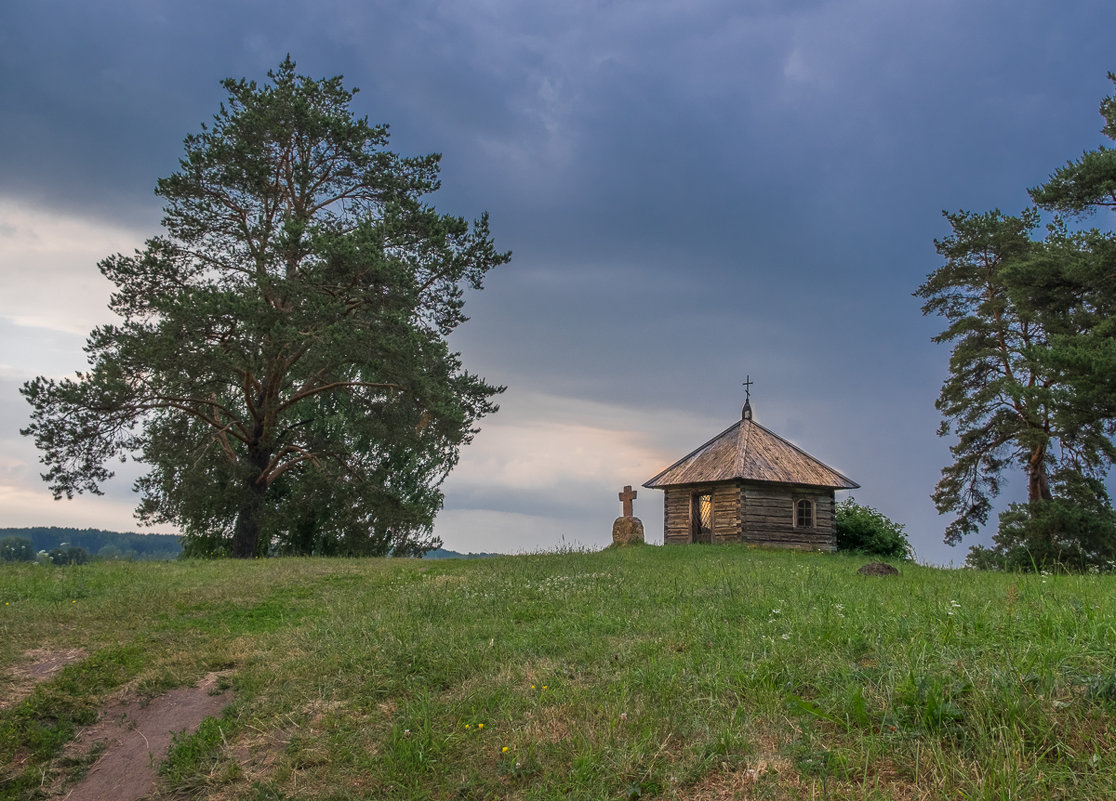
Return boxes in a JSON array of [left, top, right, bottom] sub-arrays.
[[612, 517, 645, 546], [857, 562, 899, 576]]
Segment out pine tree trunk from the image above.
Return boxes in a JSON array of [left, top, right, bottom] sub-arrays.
[[231, 449, 270, 558], [1027, 444, 1053, 504]]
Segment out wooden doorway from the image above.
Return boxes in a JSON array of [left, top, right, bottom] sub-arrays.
[[691, 492, 713, 543]]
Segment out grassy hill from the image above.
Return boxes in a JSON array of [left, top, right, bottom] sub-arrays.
[[2, 546, 1114, 799]]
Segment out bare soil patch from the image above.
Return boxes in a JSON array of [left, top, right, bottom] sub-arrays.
[[1, 648, 88, 711], [55, 671, 231, 801]]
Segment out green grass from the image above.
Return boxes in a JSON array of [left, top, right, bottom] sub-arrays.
[[2, 546, 1115, 799]]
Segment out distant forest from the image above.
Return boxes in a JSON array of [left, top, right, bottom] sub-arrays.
[[0, 527, 182, 560], [0, 529, 496, 561], [424, 548, 497, 560]]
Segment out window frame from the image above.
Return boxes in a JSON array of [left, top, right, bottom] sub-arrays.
[[794, 497, 815, 529]]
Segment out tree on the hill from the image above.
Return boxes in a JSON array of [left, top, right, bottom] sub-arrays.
[[919, 74, 1116, 563], [1029, 72, 1116, 215], [915, 209, 1115, 545], [1025, 72, 1116, 438], [21, 58, 509, 558], [967, 472, 1116, 572]]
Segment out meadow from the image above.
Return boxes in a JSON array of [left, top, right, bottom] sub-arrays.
[[1, 545, 1114, 800]]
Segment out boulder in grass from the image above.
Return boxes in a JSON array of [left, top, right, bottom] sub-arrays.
[[857, 562, 899, 576], [612, 517, 645, 546]]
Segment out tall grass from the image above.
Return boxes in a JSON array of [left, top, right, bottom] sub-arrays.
[[2, 546, 1114, 799]]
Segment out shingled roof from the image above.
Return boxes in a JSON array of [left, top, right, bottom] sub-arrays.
[[643, 417, 859, 490]]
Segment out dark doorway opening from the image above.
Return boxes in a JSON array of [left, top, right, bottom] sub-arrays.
[[692, 492, 713, 543]]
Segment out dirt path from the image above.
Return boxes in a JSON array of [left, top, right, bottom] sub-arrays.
[[1, 649, 88, 712], [59, 672, 231, 801]]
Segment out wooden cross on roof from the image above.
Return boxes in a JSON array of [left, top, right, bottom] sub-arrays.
[[742, 375, 754, 420]]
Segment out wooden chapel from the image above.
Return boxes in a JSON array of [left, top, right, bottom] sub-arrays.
[[643, 390, 859, 550]]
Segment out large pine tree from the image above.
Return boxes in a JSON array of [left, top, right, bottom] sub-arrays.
[[21, 58, 510, 558], [919, 74, 1116, 563], [1026, 72, 1116, 440]]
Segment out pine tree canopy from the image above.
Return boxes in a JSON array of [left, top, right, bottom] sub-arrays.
[[21, 58, 511, 559], [918, 73, 1116, 566]]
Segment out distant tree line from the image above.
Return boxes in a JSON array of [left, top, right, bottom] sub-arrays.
[[0, 528, 181, 563], [424, 547, 498, 560]]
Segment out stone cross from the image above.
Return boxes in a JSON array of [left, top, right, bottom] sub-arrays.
[[618, 485, 637, 518]]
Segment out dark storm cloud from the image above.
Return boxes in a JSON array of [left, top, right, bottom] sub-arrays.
[[3, 1, 1107, 241], [2, 0, 1114, 562]]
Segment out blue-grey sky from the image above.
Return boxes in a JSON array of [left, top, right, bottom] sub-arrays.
[[1, 1, 1113, 564]]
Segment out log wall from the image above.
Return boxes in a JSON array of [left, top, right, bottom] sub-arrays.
[[663, 488, 691, 545], [663, 483, 740, 544], [740, 483, 836, 550], [661, 482, 837, 551], [712, 483, 741, 544]]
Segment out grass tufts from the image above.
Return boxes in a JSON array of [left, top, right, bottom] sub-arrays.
[[2, 547, 1116, 798]]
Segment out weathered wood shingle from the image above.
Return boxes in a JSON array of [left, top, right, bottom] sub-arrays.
[[643, 419, 859, 490]]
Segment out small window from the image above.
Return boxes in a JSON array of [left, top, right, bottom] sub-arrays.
[[795, 499, 813, 528]]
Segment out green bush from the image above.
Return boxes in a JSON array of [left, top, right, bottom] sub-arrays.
[[0, 536, 34, 562], [47, 546, 90, 566], [834, 498, 912, 559]]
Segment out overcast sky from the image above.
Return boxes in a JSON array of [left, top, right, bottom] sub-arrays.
[[1, 1, 1113, 564]]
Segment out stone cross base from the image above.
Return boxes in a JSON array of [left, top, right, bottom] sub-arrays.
[[612, 516, 645, 546]]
